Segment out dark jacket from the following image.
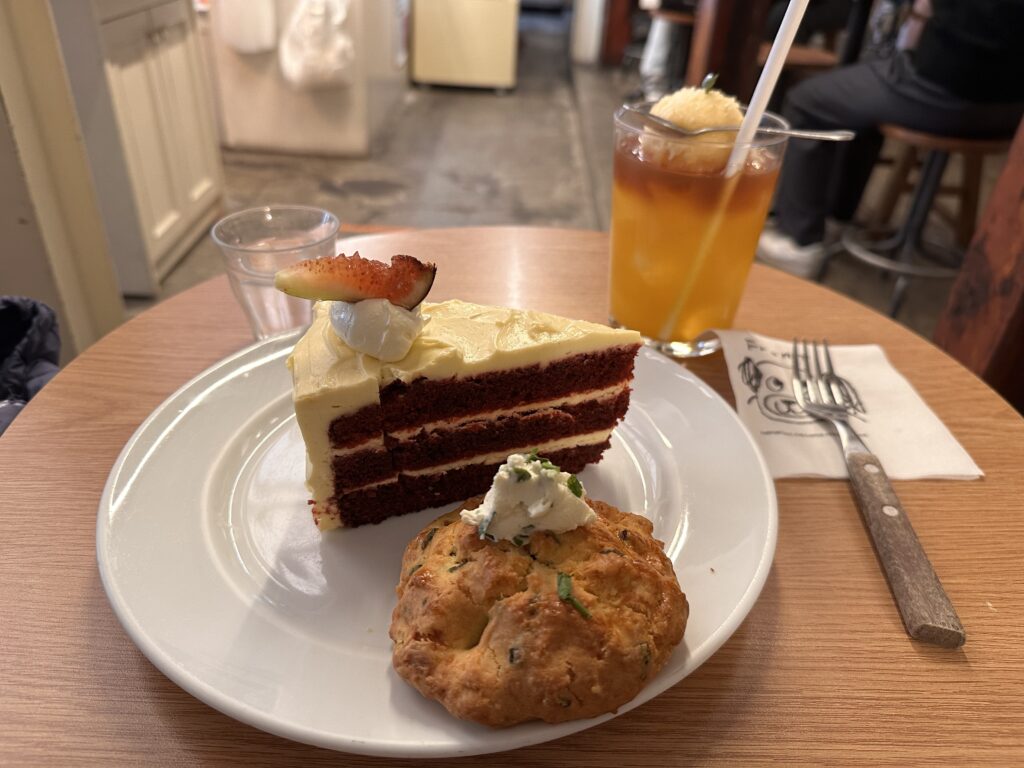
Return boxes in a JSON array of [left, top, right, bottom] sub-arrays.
[[915, 0, 1024, 102], [0, 297, 60, 436]]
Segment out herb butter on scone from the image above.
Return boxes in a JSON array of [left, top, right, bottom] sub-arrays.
[[389, 453, 688, 727]]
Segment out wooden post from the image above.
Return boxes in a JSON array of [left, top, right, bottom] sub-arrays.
[[601, 0, 635, 66], [933, 120, 1024, 412], [686, 0, 772, 102]]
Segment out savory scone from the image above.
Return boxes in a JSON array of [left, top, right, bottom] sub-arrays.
[[389, 496, 688, 727]]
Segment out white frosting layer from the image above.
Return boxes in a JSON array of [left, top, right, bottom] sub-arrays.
[[331, 436, 386, 457], [460, 453, 595, 541], [401, 428, 613, 477], [288, 300, 641, 515], [314, 427, 614, 531], [381, 300, 641, 386], [329, 299, 424, 363], [389, 384, 627, 438]]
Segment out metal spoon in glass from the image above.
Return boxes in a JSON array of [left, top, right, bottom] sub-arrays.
[[622, 103, 855, 142]]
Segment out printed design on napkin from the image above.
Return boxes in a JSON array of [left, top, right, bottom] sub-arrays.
[[715, 330, 982, 480], [737, 338, 866, 426]]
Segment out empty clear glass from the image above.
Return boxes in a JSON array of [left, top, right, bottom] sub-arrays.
[[212, 205, 340, 340]]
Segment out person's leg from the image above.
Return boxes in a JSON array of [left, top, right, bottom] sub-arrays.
[[805, 53, 1023, 228], [761, 58, 909, 277], [764, 53, 1023, 277], [639, 18, 680, 101], [827, 128, 884, 222], [773, 60, 894, 245]]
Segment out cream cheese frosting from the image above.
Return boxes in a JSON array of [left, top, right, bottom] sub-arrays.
[[288, 299, 641, 519], [329, 299, 424, 362], [287, 307, 382, 509], [383, 299, 642, 385]]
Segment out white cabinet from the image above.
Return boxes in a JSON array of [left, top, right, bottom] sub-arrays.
[[97, 0, 222, 291], [411, 0, 519, 89]]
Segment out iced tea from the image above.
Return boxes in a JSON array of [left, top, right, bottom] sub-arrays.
[[609, 109, 787, 356]]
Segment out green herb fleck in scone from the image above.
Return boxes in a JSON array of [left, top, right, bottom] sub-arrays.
[[389, 487, 688, 727]]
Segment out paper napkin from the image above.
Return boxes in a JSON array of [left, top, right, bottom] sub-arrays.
[[715, 330, 982, 479]]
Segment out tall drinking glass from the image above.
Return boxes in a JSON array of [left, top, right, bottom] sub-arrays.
[[212, 205, 340, 340], [609, 106, 788, 357]]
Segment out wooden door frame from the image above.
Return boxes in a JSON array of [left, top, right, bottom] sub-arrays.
[[0, 0, 124, 359]]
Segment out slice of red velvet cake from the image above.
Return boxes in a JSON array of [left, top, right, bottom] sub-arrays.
[[289, 298, 641, 530]]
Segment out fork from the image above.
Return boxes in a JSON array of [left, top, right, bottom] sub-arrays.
[[792, 339, 966, 648]]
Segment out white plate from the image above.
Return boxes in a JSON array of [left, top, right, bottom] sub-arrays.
[[98, 336, 777, 758]]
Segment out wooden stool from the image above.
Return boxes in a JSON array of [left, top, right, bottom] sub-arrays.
[[755, 39, 839, 115], [650, 8, 696, 26], [871, 125, 1011, 247], [756, 40, 838, 72], [832, 124, 1011, 318]]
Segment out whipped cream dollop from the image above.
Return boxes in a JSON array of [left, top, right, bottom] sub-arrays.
[[329, 299, 425, 362], [461, 453, 595, 542]]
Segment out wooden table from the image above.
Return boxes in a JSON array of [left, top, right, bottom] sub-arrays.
[[3, 227, 1022, 765]]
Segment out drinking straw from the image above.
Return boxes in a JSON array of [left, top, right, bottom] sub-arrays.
[[656, 0, 810, 341], [725, 0, 811, 177]]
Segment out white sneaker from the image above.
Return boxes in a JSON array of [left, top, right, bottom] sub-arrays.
[[756, 228, 826, 279]]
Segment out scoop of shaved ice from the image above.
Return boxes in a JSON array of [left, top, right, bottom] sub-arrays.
[[641, 86, 744, 174], [652, 86, 743, 131]]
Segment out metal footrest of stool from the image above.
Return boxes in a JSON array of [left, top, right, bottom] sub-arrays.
[[840, 230, 959, 279]]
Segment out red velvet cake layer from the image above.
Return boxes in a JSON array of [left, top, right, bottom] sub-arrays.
[[333, 442, 610, 527], [319, 344, 640, 528], [388, 391, 630, 471], [378, 345, 640, 432], [331, 448, 395, 494], [328, 404, 385, 449]]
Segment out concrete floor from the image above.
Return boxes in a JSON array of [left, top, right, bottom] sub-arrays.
[[155, 10, 1005, 342]]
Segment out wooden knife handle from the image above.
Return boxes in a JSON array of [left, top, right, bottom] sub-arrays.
[[846, 452, 966, 648]]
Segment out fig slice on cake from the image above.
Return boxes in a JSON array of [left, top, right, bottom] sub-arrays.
[[274, 252, 437, 309]]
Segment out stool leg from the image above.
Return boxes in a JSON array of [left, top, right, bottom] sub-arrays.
[[888, 150, 949, 317], [889, 277, 910, 317], [815, 240, 846, 282], [872, 143, 917, 234]]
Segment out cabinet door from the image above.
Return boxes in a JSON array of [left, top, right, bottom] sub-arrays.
[[100, 9, 183, 262], [147, 0, 222, 225]]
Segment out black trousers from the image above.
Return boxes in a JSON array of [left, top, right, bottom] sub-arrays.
[[774, 53, 1024, 246]]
